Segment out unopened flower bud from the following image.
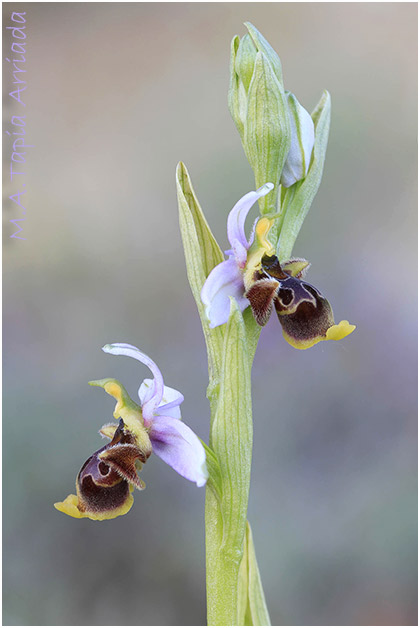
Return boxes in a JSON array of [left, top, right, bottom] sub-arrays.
[[229, 22, 286, 139], [244, 21, 284, 86], [281, 92, 315, 188], [234, 33, 257, 94], [229, 23, 291, 216]]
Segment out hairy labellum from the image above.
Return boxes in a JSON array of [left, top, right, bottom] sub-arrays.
[[76, 420, 147, 517], [246, 254, 353, 349], [55, 419, 147, 521]]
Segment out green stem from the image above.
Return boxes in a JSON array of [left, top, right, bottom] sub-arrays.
[[205, 301, 252, 625], [176, 162, 270, 626], [205, 489, 241, 625], [205, 303, 271, 626]]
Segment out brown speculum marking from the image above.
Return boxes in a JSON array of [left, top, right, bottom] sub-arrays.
[[246, 254, 334, 342], [76, 419, 146, 515]]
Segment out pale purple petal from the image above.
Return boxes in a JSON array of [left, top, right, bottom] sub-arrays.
[[149, 416, 208, 487], [231, 240, 248, 268], [102, 343, 164, 422], [201, 258, 249, 328], [139, 379, 183, 419], [157, 398, 183, 419], [248, 217, 259, 248], [227, 183, 274, 264]]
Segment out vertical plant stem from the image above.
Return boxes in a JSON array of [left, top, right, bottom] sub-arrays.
[[205, 301, 253, 625], [177, 162, 270, 626]]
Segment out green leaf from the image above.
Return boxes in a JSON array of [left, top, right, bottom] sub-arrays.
[[244, 521, 271, 626], [176, 161, 224, 278], [277, 90, 331, 261], [176, 162, 225, 395], [245, 52, 290, 218]]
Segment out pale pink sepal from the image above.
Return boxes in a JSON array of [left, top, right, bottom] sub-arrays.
[[102, 343, 165, 423], [149, 415, 208, 487], [200, 258, 249, 328]]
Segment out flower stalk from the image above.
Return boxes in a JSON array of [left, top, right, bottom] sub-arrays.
[[205, 300, 253, 625], [177, 162, 269, 625]]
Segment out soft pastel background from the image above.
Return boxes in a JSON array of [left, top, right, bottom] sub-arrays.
[[3, 3, 417, 626]]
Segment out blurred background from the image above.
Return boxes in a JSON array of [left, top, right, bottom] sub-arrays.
[[3, 3, 417, 625]]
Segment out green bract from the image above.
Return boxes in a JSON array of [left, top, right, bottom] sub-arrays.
[[277, 90, 331, 261], [245, 51, 290, 217]]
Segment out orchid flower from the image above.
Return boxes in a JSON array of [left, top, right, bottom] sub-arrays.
[[201, 189, 355, 349], [54, 343, 208, 520], [201, 182, 274, 328]]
